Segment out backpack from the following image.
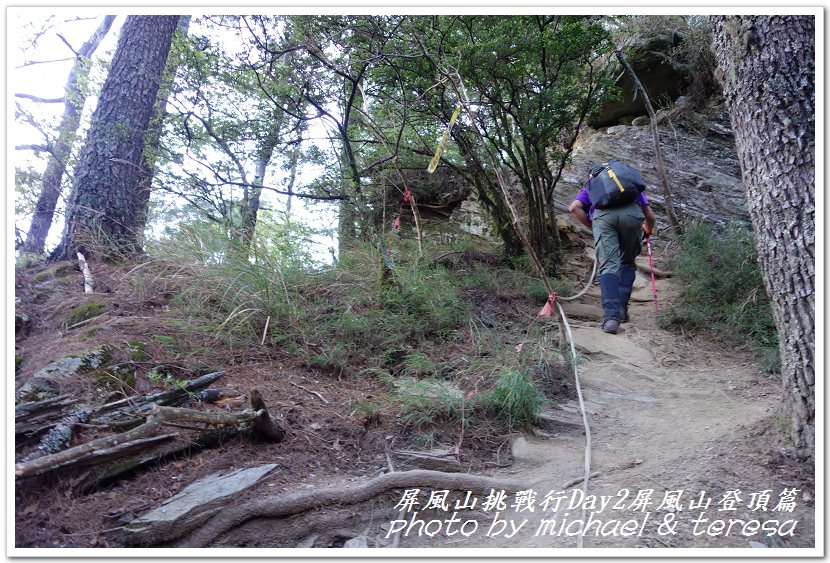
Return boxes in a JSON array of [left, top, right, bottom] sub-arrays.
[[586, 159, 645, 209]]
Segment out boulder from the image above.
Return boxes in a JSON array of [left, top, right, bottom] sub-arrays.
[[558, 105, 748, 229], [593, 31, 693, 127], [124, 464, 279, 546]]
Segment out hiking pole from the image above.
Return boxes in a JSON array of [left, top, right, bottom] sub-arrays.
[[646, 235, 659, 317]]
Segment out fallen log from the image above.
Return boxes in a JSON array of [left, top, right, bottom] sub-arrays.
[[15, 395, 80, 444], [249, 390, 286, 442], [16, 390, 285, 480], [19, 406, 93, 463], [74, 434, 179, 468], [93, 371, 225, 428], [15, 394, 76, 420]]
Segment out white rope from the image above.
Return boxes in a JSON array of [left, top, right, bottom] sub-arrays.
[[555, 301, 592, 549], [559, 254, 598, 302]]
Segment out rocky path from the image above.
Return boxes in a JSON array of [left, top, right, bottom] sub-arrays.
[[109, 275, 813, 552], [393, 276, 813, 552]]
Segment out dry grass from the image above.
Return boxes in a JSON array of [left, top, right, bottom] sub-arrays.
[[14, 230, 583, 548]]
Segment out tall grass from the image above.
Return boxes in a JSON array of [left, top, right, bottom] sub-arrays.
[[142, 220, 562, 432], [661, 220, 779, 372]]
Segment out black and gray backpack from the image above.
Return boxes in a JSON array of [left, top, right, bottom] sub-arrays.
[[586, 159, 645, 209]]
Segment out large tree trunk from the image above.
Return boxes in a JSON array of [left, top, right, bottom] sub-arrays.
[[22, 15, 116, 255], [710, 15, 815, 460], [51, 15, 181, 262], [135, 15, 191, 234]]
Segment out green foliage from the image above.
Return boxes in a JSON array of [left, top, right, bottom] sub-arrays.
[[402, 351, 436, 378], [661, 220, 779, 371], [483, 368, 548, 429], [350, 396, 382, 427], [391, 378, 463, 428], [14, 166, 43, 220], [617, 15, 719, 108], [148, 367, 190, 391]]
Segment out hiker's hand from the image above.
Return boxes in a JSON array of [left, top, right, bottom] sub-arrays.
[[642, 224, 654, 237]]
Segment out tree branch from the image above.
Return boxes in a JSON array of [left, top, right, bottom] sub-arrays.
[[15, 93, 65, 104], [15, 144, 49, 152], [15, 57, 74, 69], [56, 32, 80, 57]]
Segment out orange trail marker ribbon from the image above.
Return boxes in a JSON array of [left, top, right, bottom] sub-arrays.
[[427, 104, 463, 173], [538, 292, 557, 317], [515, 293, 557, 354]]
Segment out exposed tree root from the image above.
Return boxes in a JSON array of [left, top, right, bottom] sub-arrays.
[[180, 469, 542, 548]]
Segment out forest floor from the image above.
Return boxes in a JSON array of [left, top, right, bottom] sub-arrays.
[[12, 232, 816, 554]]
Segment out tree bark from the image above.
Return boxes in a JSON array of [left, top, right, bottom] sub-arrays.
[[240, 120, 280, 247], [135, 15, 191, 234], [22, 15, 116, 255], [51, 15, 181, 262], [711, 15, 815, 460]]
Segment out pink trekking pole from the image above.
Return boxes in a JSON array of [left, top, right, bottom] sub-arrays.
[[646, 235, 658, 317]]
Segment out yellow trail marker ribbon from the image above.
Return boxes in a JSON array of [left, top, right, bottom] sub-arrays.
[[427, 104, 463, 173]]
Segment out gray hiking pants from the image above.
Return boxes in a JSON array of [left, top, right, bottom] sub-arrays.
[[592, 202, 645, 276]]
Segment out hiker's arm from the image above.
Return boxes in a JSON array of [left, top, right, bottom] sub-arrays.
[[569, 200, 592, 230], [642, 204, 656, 234]]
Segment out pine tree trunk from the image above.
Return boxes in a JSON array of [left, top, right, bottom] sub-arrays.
[[51, 15, 180, 262], [135, 15, 191, 234], [22, 15, 116, 255], [711, 15, 815, 460]]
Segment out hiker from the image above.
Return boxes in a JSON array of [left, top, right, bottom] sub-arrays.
[[569, 161, 657, 334]]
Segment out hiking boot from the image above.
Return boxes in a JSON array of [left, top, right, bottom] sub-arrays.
[[601, 318, 619, 334], [618, 267, 636, 324]]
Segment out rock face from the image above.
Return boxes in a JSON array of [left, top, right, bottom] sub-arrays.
[[556, 103, 749, 230], [446, 102, 747, 240], [594, 31, 693, 127], [16, 344, 137, 403]]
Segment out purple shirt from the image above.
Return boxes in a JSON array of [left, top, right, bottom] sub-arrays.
[[574, 185, 650, 220]]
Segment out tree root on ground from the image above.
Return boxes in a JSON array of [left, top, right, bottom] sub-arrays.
[[179, 469, 542, 548]]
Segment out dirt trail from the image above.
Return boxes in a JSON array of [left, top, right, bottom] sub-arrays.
[[14, 260, 814, 551], [392, 277, 813, 550]]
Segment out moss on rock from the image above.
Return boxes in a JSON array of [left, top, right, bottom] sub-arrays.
[[127, 340, 149, 362], [66, 301, 107, 327]]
